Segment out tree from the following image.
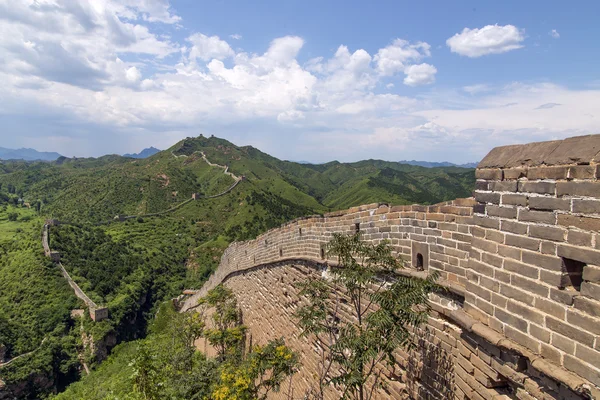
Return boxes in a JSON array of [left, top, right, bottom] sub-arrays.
[[197, 284, 246, 361], [211, 338, 299, 400], [130, 343, 161, 400], [295, 232, 438, 400]]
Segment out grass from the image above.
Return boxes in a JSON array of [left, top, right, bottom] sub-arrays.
[[0, 205, 39, 243]]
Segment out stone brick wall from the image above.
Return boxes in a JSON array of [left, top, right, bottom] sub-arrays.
[[470, 135, 600, 393], [185, 134, 600, 399]]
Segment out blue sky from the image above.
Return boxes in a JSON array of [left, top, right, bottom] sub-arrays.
[[1, 0, 599, 163]]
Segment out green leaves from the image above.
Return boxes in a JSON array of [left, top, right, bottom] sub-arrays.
[[296, 232, 437, 399]]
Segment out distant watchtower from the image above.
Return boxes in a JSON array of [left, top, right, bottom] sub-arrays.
[[49, 251, 61, 262]]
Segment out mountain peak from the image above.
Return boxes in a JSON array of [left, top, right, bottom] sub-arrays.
[[0, 146, 62, 161], [123, 147, 161, 159]]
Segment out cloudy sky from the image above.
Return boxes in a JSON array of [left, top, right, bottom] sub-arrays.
[[1, 0, 599, 163]]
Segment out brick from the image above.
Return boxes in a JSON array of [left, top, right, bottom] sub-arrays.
[[521, 251, 563, 271], [489, 181, 518, 192], [504, 325, 539, 353], [502, 194, 528, 206], [477, 276, 500, 292], [518, 181, 556, 195], [482, 252, 503, 268], [557, 214, 600, 231], [472, 226, 485, 238], [567, 230, 593, 247], [563, 355, 600, 386], [556, 181, 600, 197], [540, 270, 564, 288], [473, 215, 500, 230], [505, 234, 540, 252], [512, 275, 549, 298], [529, 324, 551, 343], [504, 259, 539, 279], [535, 297, 565, 319], [500, 220, 528, 235], [472, 237, 498, 254], [518, 209, 556, 225], [572, 199, 600, 214], [469, 260, 494, 277], [540, 241, 557, 255], [526, 166, 568, 180], [476, 180, 489, 190], [507, 300, 545, 325], [497, 244, 521, 260], [550, 288, 575, 306], [466, 281, 493, 302], [500, 284, 534, 306], [575, 344, 600, 369], [568, 165, 597, 180], [566, 309, 600, 335], [473, 204, 486, 214], [474, 191, 501, 205], [552, 333, 575, 355], [503, 168, 527, 180], [528, 225, 565, 241], [583, 264, 600, 283], [487, 206, 517, 219], [491, 292, 508, 308], [557, 244, 600, 266], [476, 168, 503, 180], [546, 317, 595, 347], [484, 229, 504, 244], [581, 281, 600, 301], [528, 196, 570, 211], [494, 269, 511, 284], [473, 367, 506, 388], [540, 343, 562, 365]]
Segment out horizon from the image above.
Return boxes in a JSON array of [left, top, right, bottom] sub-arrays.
[[1, 1, 599, 163], [0, 137, 480, 166]]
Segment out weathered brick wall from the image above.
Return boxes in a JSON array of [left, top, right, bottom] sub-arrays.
[[185, 134, 600, 399], [470, 135, 600, 392]]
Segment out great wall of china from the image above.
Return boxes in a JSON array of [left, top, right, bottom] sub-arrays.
[[42, 221, 109, 321], [105, 151, 243, 224], [38, 151, 242, 323], [183, 134, 600, 400]]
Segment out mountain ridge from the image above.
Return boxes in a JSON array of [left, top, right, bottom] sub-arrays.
[[0, 147, 62, 161], [123, 147, 161, 159]]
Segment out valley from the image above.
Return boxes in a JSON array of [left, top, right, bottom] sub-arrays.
[[0, 135, 474, 399]]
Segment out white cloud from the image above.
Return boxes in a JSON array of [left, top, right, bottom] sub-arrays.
[[188, 33, 234, 61], [230, 34, 242, 40], [403, 63, 437, 86], [463, 84, 491, 94], [549, 29, 560, 39], [0, 2, 597, 163], [446, 24, 524, 57], [374, 39, 431, 76], [0, 0, 179, 90]]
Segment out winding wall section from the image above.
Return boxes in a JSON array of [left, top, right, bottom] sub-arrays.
[[185, 134, 600, 400], [42, 222, 108, 321]]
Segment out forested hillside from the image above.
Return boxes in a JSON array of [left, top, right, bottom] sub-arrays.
[[0, 135, 474, 398]]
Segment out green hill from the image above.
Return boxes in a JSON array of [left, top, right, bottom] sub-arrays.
[[0, 135, 474, 398]]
